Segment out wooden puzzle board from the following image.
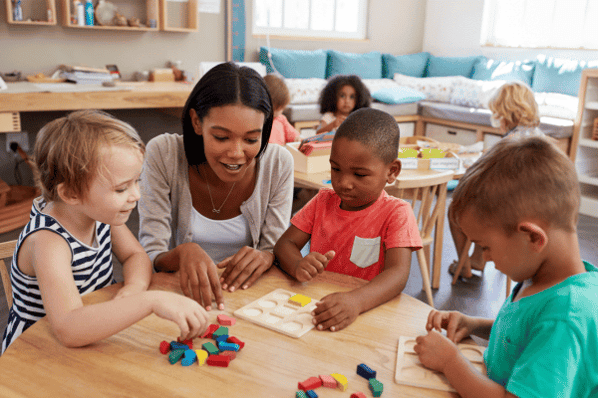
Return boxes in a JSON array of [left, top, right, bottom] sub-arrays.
[[233, 289, 317, 338], [394, 335, 486, 392]]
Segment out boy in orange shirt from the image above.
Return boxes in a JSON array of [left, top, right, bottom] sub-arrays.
[[274, 108, 422, 332]]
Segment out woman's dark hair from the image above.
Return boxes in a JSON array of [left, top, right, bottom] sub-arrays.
[[318, 74, 371, 114], [182, 62, 273, 165]]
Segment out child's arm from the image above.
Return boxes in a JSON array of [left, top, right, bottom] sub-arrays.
[[312, 246, 411, 332], [426, 309, 494, 342], [282, 115, 301, 143], [414, 330, 517, 398], [316, 114, 345, 134], [28, 231, 209, 347], [111, 224, 152, 299]]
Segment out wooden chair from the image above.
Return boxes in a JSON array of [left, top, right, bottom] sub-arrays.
[[0, 240, 17, 308], [385, 170, 455, 307]]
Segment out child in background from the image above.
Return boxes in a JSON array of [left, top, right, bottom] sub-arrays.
[[274, 108, 422, 332], [2, 110, 208, 354], [264, 74, 301, 145], [316, 74, 371, 135], [414, 136, 598, 398]]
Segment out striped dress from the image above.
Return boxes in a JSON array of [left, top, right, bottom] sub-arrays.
[[1, 197, 115, 354]]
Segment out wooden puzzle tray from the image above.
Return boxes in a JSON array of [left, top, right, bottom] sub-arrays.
[[233, 289, 317, 338], [395, 335, 486, 392]]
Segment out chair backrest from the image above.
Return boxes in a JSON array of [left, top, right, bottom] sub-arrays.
[[0, 240, 17, 308]]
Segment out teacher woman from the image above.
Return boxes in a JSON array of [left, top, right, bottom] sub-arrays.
[[138, 62, 294, 310]]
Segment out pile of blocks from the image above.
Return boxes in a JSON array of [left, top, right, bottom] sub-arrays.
[[295, 363, 383, 397], [158, 314, 244, 368]]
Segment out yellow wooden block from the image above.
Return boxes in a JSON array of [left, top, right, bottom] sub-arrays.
[[194, 349, 208, 366], [330, 373, 348, 391], [288, 293, 311, 307]]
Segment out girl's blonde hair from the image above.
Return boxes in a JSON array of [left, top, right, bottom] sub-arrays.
[[488, 81, 540, 130], [34, 110, 144, 202]]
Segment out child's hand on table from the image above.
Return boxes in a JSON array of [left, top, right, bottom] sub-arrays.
[[217, 246, 274, 292], [426, 309, 475, 343], [150, 291, 209, 341], [295, 250, 335, 282], [414, 329, 460, 373], [312, 290, 359, 332]]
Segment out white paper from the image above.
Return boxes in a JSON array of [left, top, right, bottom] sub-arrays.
[[198, 0, 221, 13]]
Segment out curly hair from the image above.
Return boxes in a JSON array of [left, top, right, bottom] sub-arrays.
[[488, 81, 540, 130], [318, 74, 371, 114]]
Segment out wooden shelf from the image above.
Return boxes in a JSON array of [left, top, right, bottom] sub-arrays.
[[159, 0, 198, 32], [61, 0, 159, 31], [5, 0, 57, 25]]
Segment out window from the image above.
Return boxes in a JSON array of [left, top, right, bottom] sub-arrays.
[[481, 0, 598, 50], [253, 0, 368, 40]]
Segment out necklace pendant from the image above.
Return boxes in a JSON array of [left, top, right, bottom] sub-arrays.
[[212, 209, 220, 214]]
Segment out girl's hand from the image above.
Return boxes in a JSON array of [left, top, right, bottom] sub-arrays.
[[150, 291, 209, 341], [217, 247, 274, 292], [175, 242, 224, 311], [426, 310, 473, 343], [294, 250, 335, 282], [414, 330, 460, 373], [312, 291, 359, 332], [113, 283, 147, 300]]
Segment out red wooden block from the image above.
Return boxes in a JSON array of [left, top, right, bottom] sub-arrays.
[[177, 337, 193, 349], [298, 377, 322, 391], [350, 393, 366, 398], [217, 314, 236, 326], [221, 351, 236, 360], [159, 340, 170, 354], [206, 354, 231, 367], [319, 375, 337, 388], [201, 324, 220, 339], [227, 336, 245, 350]]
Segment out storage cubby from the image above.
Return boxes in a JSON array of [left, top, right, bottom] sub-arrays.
[[5, 0, 57, 25], [61, 0, 159, 31], [159, 0, 198, 32]]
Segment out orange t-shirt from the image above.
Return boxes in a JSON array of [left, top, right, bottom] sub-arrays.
[[269, 114, 300, 145], [291, 189, 422, 281]]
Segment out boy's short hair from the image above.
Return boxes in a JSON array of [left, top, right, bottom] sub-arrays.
[[488, 81, 540, 129], [449, 135, 580, 234], [264, 74, 290, 111], [334, 108, 400, 164], [34, 109, 144, 202]]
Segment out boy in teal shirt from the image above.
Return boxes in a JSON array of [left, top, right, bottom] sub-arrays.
[[413, 136, 598, 398]]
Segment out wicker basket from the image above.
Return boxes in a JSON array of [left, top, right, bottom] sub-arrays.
[[593, 118, 598, 140]]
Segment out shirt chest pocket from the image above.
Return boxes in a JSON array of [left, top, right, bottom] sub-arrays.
[[350, 236, 381, 268]]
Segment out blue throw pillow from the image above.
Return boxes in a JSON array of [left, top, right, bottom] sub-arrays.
[[382, 52, 430, 78], [371, 87, 426, 104], [472, 58, 535, 85], [326, 50, 382, 79], [259, 47, 328, 79], [532, 55, 598, 96], [426, 55, 482, 78]]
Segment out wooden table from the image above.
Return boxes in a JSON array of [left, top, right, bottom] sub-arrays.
[[0, 268, 460, 397]]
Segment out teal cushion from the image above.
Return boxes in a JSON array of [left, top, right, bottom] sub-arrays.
[[326, 50, 382, 79], [382, 52, 430, 78], [426, 55, 482, 78], [259, 47, 328, 79], [371, 87, 426, 104], [472, 58, 535, 85], [532, 55, 598, 96]]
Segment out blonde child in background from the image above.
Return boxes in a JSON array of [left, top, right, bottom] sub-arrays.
[[2, 110, 208, 354], [316, 74, 371, 135], [414, 136, 598, 398], [264, 74, 301, 145], [274, 108, 422, 332]]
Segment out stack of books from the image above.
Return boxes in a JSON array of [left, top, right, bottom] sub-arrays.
[[58, 65, 113, 84]]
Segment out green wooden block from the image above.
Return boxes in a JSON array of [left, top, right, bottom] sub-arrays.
[[168, 348, 186, 364], [369, 378, 383, 397], [296, 391, 308, 398], [202, 342, 219, 356], [212, 326, 229, 339]]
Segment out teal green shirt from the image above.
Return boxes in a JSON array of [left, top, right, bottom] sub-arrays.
[[484, 261, 598, 398]]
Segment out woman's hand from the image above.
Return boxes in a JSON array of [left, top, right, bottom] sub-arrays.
[[217, 247, 274, 292], [175, 242, 224, 310]]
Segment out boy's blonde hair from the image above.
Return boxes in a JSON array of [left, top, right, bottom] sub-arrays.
[[488, 81, 540, 130], [34, 110, 144, 202], [449, 135, 579, 234], [263, 74, 290, 111]]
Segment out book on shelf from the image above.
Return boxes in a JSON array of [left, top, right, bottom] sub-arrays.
[[58, 65, 113, 84]]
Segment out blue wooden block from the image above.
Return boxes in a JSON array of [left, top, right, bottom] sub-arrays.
[[218, 341, 240, 352], [306, 390, 318, 398], [181, 349, 197, 366], [357, 363, 377, 380], [170, 341, 189, 351], [215, 334, 229, 343]]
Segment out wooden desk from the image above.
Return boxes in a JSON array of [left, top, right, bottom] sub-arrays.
[[0, 268, 459, 397]]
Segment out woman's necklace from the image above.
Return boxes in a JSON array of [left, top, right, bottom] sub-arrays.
[[196, 165, 237, 214]]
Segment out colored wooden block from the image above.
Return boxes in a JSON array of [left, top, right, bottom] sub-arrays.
[[194, 349, 208, 366], [217, 314, 236, 326], [177, 337, 193, 349], [159, 340, 170, 354], [350, 393, 366, 398], [319, 374, 337, 388], [168, 348, 186, 364], [218, 342, 240, 352], [202, 342, 219, 356], [206, 354, 231, 367], [169, 341, 188, 351], [296, 391, 307, 398], [298, 376, 322, 391], [306, 390, 318, 398], [212, 326, 229, 339], [215, 334, 229, 343], [227, 336, 245, 350], [201, 324, 220, 338], [181, 349, 197, 366], [288, 293, 311, 307], [221, 351, 236, 360], [330, 373, 348, 391], [369, 378, 383, 397], [357, 363, 376, 380]]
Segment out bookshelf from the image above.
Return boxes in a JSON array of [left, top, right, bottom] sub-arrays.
[[159, 0, 198, 32], [5, 0, 57, 25], [61, 0, 159, 31]]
